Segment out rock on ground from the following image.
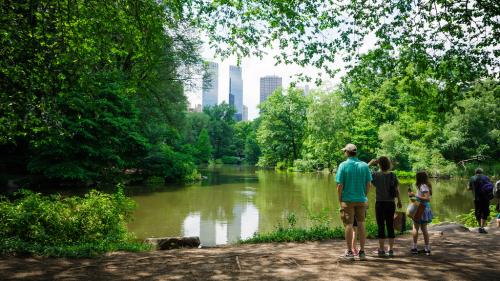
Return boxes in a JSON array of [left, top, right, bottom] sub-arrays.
[[428, 222, 470, 234], [144, 236, 200, 250]]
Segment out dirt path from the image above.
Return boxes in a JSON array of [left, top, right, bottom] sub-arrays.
[[1, 226, 499, 281]]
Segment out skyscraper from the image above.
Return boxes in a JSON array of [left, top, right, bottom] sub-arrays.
[[260, 75, 282, 103], [243, 105, 248, 121], [202, 62, 219, 108], [229, 65, 243, 121], [300, 84, 310, 96]]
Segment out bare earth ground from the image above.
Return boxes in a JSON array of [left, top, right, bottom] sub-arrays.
[[1, 226, 499, 281]]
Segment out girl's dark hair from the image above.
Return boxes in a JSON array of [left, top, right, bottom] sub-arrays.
[[377, 156, 391, 172], [416, 171, 432, 195]]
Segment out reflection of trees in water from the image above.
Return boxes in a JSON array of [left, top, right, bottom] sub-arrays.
[[399, 179, 473, 221], [291, 173, 339, 226], [129, 167, 474, 244], [429, 180, 474, 220], [254, 171, 305, 231], [129, 180, 242, 239], [254, 171, 340, 230]]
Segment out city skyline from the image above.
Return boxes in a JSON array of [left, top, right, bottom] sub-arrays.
[[187, 57, 321, 120], [260, 75, 283, 104], [229, 65, 244, 121], [191, 63, 310, 120], [201, 62, 219, 108]]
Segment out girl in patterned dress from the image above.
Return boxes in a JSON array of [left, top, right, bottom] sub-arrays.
[[408, 171, 433, 256]]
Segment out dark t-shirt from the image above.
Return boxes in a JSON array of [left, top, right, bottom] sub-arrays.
[[371, 171, 398, 202], [469, 175, 490, 202]]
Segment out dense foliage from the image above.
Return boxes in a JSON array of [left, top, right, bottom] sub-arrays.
[[0, 187, 149, 257], [1, 1, 498, 183], [181, 103, 261, 165], [255, 47, 499, 176], [187, 0, 498, 82], [1, 0, 201, 185], [257, 88, 310, 168]]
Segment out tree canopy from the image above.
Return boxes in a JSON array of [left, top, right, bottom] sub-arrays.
[[187, 0, 498, 81]]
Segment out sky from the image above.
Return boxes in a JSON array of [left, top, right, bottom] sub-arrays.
[[187, 33, 377, 120]]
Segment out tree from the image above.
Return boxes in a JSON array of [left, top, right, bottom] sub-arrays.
[[377, 123, 410, 171], [442, 80, 500, 162], [0, 0, 201, 184], [303, 90, 350, 170], [257, 88, 310, 167], [233, 122, 253, 159], [188, 1, 498, 80], [244, 119, 261, 165], [194, 129, 212, 163], [183, 112, 210, 145], [203, 103, 236, 159], [26, 76, 149, 182]]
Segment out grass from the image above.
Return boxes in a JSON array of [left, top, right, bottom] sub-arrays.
[[240, 211, 412, 244]]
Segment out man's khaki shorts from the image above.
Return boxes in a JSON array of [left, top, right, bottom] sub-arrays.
[[340, 202, 368, 225]]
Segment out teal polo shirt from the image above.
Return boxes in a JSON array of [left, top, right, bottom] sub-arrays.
[[335, 157, 372, 202]]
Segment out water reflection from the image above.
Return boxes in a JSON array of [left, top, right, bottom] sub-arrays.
[[181, 203, 259, 246], [128, 165, 474, 245]]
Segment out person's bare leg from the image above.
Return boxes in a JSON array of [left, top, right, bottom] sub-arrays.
[[480, 218, 486, 228], [378, 238, 385, 251], [388, 238, 394, 251], [352, 227, 357, 253], [345, 224, 353, 252], [412, 223, 420, 247], [421, 224, 429, 246], [357, 221, 366, 252]]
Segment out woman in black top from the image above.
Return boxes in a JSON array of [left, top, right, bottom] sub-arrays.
[[368, 156, 402, 257]]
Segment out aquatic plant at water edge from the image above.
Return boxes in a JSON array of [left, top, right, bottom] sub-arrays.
[[240, 209, 411, 244]]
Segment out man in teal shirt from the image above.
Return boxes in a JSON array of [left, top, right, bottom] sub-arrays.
[[336, 143, 372, 260]]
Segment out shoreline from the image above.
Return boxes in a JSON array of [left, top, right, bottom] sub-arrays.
[[1, 224, 498, 281]]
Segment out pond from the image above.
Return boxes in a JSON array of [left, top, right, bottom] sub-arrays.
[[127, 165, 474, 246]]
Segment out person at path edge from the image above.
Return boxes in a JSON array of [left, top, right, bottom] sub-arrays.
[[468, 168, 492, 233], [408, 171, 433, 256], [368, 156, 402, 257], [336, 143, 372, 260]]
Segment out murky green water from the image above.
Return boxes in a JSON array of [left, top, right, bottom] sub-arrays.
[[128, 165, 474, 246]]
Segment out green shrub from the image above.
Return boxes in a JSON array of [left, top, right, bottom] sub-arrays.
[[275, 161, 288, 170], [240, 208, 409, 244], [221, 156, 241, 164], [141, 144, 200, 183], [456, 205, 497, 227], [394, 170, 416, 179], [292, 159, 319, 172], [0, 186, 150, 257]]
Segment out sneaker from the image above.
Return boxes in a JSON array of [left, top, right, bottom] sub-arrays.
[[358, 250, 366, 260], [377, 250, 386, 257], [411, 248, 418, 255], [343, 250, 355, 261], [479, 227, 488, 234], [424, 249, 431, 256], [388, 250, 394, 257]]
